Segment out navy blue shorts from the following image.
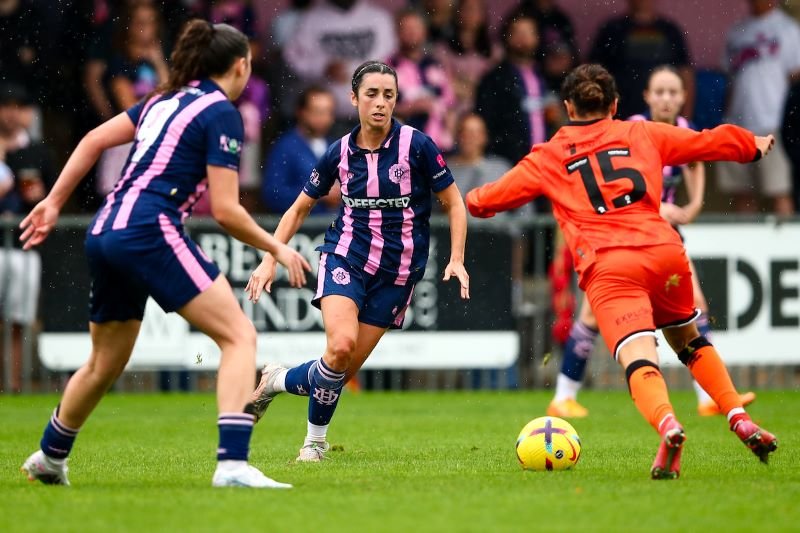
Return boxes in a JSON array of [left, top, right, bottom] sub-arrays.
[[85, 214, 220, 323], [311, 253, 415, 329]]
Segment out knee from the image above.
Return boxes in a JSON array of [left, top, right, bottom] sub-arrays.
[[85, 354, 126, 385], [327, 335, 356, 369], [219, 320, 257, 353]]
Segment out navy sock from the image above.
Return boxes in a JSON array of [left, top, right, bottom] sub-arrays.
[[284, 360, 316, 396], [217, 413, 254, 462], [560, 321, 598, 381], [308, 358, 345, 427], [40, 406, 78, 460], [697, 312, 712, 338]]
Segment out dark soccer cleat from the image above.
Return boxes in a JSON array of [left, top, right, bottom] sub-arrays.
[[651, 415, 686, 480], [732, 419, 778, 464]]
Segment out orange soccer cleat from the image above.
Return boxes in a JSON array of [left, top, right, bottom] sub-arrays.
[[697, 391, 756, 416], [546, 398, 589, 418]]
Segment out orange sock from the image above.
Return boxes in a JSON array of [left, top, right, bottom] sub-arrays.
[[625, 360, 674, 432], [678, 337, 741, 416]]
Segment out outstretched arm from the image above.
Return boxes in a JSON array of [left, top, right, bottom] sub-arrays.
[[20, 113, 136, 249], [643, 121, 773, 168], [465, 153, 542, 218], [436, 183, 469, 300]]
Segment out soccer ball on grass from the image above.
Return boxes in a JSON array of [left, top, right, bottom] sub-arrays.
[[516, 416, 581, 471]]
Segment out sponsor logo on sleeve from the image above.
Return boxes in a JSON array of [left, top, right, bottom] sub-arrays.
[[309, 168, 321, 186], [219, 135, 242, 154], [436, 154, 446, 168]]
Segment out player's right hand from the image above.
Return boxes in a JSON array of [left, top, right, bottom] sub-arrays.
[[273, 244, 311, 290], [19, 199, 60, 250], [755, 134, 775, 159]]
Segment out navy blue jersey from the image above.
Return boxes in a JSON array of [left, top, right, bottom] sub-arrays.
[[303, 119, 455, 284], [628, 112, 696, 204], [91, 79, 243, 235]]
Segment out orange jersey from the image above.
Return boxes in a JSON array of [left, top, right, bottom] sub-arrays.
[[466, 118, 758, 281]]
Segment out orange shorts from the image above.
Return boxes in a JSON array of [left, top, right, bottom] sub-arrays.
[[583, 243, 699, 358]]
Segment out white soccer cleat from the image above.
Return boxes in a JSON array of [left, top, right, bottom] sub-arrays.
[[251, 363, 288, 422], [296, 441, 330, 463], [212, 461, 292, 489], [21, 450, 70, 486]]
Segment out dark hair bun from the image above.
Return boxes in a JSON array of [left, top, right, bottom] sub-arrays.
[[561, 64, 619, 116]]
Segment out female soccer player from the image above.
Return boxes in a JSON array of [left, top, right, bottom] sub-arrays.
[[547, 66, 755, 419], [246, 61, 470, 462], [467, 64, 778, 479], [20, 21, 310, 488]]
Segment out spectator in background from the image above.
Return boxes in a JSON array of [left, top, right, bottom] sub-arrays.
[[511, 0, 577, 94], [475, 13, 559, 166], [207, 0, 269, 191], [511, 0, 577, 65], [262, 86, 340, 215], [283, 0, 397, 129], [718, 0, 800, 215], [96, 0, 168, 196], [270, 0, 313, 50], [435, 0, 503, 117], [389, 10, 457, 152], [0, 0, 47, 104], [448, 113, 513, 205], [589, 0, 693, 119], [781, 78, 800, 211], [0, 84, 55, 393], [419, 0, 456, 45]]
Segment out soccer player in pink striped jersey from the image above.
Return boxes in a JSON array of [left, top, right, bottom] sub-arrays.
[[19, 21, 310, 488], [247, 61, 470, 462]]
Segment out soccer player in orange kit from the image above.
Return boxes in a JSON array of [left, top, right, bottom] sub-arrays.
[[466, 64, 778, 480]]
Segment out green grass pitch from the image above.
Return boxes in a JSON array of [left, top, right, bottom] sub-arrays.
[[2, 390, 798, 532]]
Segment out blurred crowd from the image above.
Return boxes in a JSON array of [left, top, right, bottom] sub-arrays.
[[1, 0, 800, 391], [2, 0, 800, 219]]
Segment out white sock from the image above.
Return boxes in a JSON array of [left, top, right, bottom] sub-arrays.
[[692, 380, 713, 404], [726, 407, 746, 424], [275, 369, 289, 392], [216, 459, 247, 470], [553, 373, 582, 403], [304, 421, 328, 446]]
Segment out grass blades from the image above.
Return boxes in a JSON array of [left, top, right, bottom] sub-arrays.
[[2, 390, 797, 532]]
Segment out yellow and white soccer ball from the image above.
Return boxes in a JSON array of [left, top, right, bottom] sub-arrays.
[[516, 416, 581, 471]]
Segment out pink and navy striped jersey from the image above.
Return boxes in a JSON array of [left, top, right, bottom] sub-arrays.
[[91, 79, 243, 234], [303, 119, 455, 285], [628, 112, 695, 204]]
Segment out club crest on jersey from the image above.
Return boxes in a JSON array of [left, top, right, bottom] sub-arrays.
[[219, 135, 242, 154], [331, 267, 351, 286], [388, 163, 410, 185]]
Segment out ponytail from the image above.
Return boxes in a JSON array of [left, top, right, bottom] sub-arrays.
[[158, 20, 249, 94]]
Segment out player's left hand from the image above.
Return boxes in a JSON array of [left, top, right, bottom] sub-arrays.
[[443, 260, 470, 300]]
